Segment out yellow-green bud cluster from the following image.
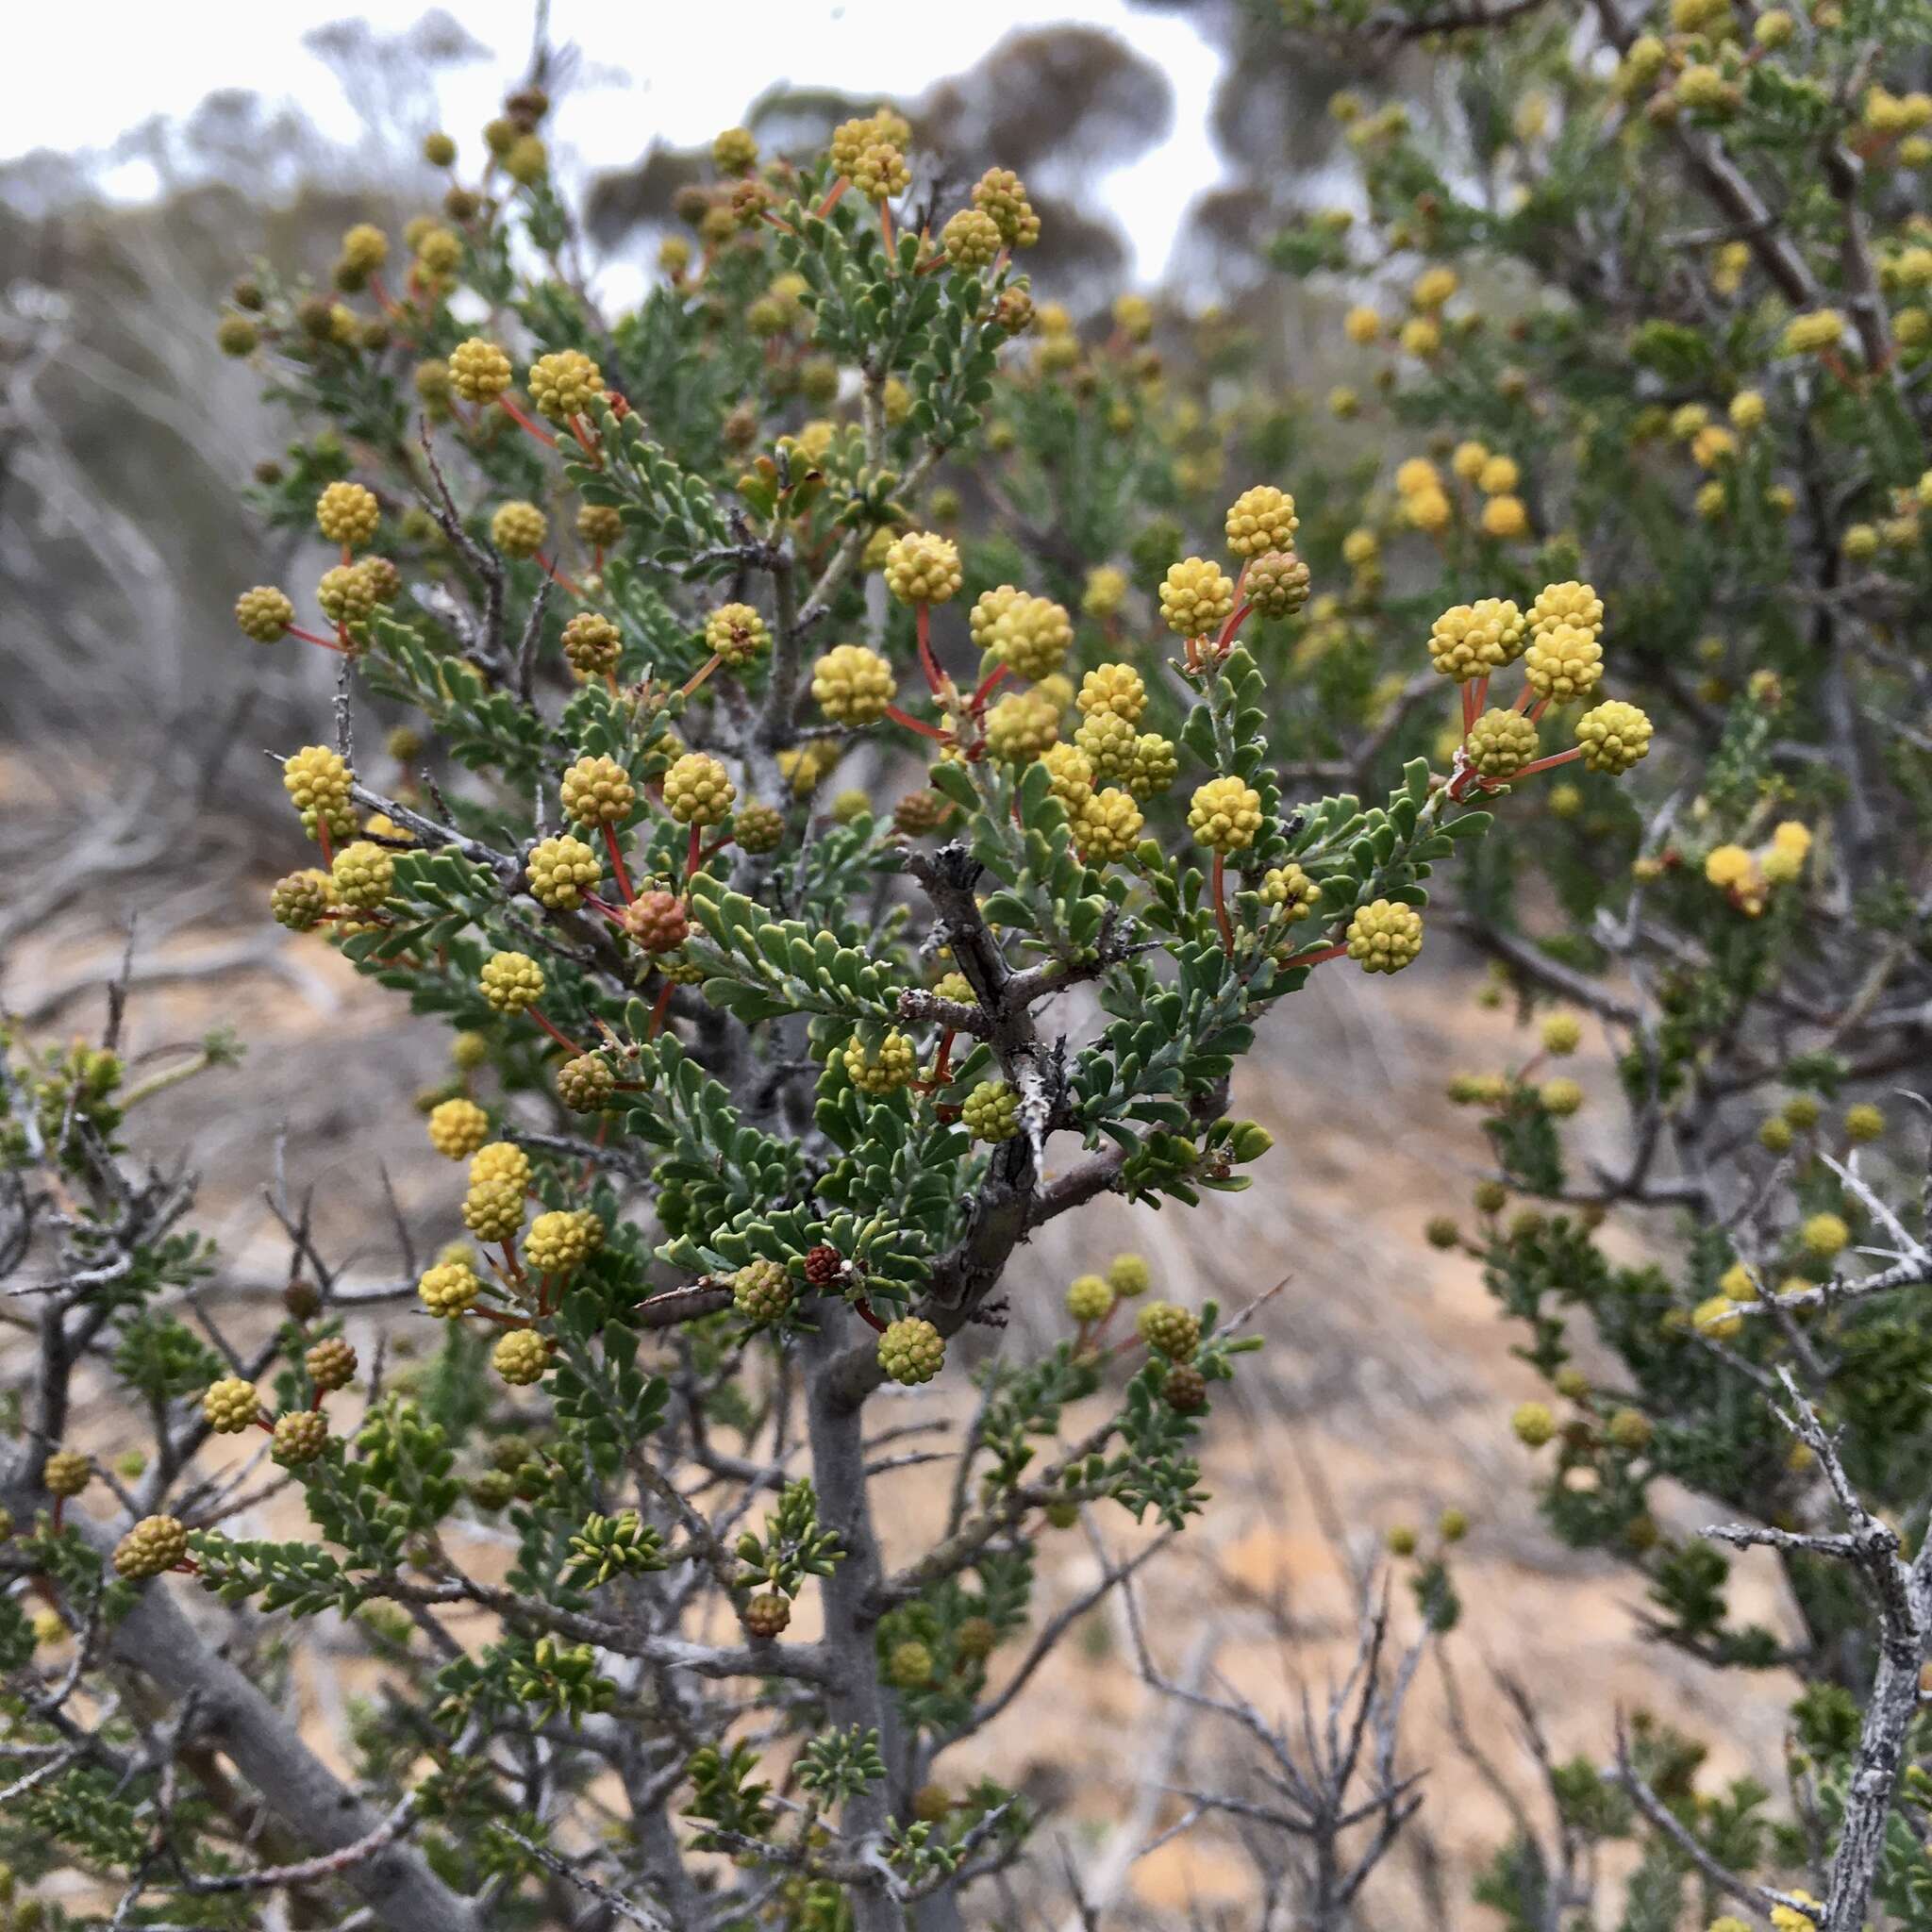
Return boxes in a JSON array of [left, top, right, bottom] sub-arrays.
[[961, 1078, 1021, 1142], [1243, 550, 1311, 618], [1574, 700, 1652, 774], [561, 754, 636, 826], [1188, 776, 1264, 853], [561, 611, 621, 680], [283, 745, 354, 817], [984, 691, 1059, 762], [272, 1409, 329, 1467], [202, 1376, 261, 1433], [464, 1141, 531, 1242], [418, 1257, 482, 1318], [1136, 1300, 1200, 1362], [1072, 789, 1144, 864], [974, 590, 1073, 679], [1259, 863, 1321, 922], [733, 1257, 793, 1324], [557, 1053, 617, 1113], [662, 752, 736, 825], [878, 1316, 946, 1385], [480, 952, 545, 1013], [491, 501, 548, 558], [1464, 708, 1540, 780], [316, 481, 380, 547], [706, 603, 771, 666], [1224, 485, 1299, 557], [235, 585, 294, 641], [1066, 1273, 1113, 1323], [1158, 558, 1236, 638], [450, 337, 513, 402], [113, 1514, 190, 1579], [493, 1329, 550, 1385], [427, 1097, 491, 1160], [812, 643, 896, 724], [527, 348, 604, 422], [971, 167, 1041, 247], [527, 1208, 600, 1275], [1427, 599, 1525, 681], [271, 869, 335, 932], [841, 1030, 917, 1094], [527, 835, 601, 909], [330, 841, 394, 909], [1523, 625, 1604, 704], [1345, 899, 1424, 974], [884, 532, 963, 604]]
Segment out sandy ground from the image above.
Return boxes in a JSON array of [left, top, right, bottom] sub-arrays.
[[7, 873, 1802, 1928]]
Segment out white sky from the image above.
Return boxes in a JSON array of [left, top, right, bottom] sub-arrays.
[[6, 0, 1228, 282]]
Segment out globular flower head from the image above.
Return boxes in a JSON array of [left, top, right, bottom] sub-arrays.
[[1158, 557, 1236, 638], [491, 500, 548, 559], [1072, 787, 1144, 864], [316, 562, 378, 626], [1136, 1300, 1200, 1362], [1528, 580, 1602, 641], [972, 167, 1041, 247], [306, 1336, 358, 1391], [941, 208, 1003, 269], [1244, 550, 1311, 618], [527, 348, 604, 422], [526, 834, 601, 910], [663, 752, 737, 826], [734, 801, 785, 854], [878, 1316, 946, 1385], [1464, 708, 1541, 780], [330, 841, 394, 910], [480, 951, 544, 1014], [705, 603, 771, 666], [1346, 899, 1424, 974], [1523, 623, 1604, 704], [427, 1097, 491, 1160], [492, 1329, 551, 1386], [979, 592, 1073, 680], [272, 1409, 329, 1468], [1800, 1212, 1850, 1259], [1188, 775, 1264, 853], [1782, 311, 1845, 356], [1259, 863, 1321, 923], [812, 643, 896, 724], [884, 531, 963, 605], [114, 1514, 190, 1580], [1511, 1402, 1556, 1447], [732, 1257, 792, 1324], [1224, 485, 1299, 557], [270, 869, 335, 933], [1427, 600, 1525, 681], [202, 1376, 260, 1433], [1541, 1011, 1583, 1055], [557, 1053, 616, 1113], [713, 125, 758, 173], [853, 141, 909, 202], [560, 754, 637, 826], [624, 889, 691, 954], [235, 585, 294, 642], [284, 741, 357, 819], [744, 1591, 791, 1639], [1066, 1273, 1113, 1323], [1082, 563, 1128, 618], [316, 480, 380, 547], [1077, 662, 1146, 724], [1123, 732, 1178, 801], [961, 1078, 1021, 1143], [527, 1208, 598, 1276], [983, 691, 1059, 763], [450, 337, 513, 403], [1040, 742, 1095, 815], [42, 1449, 92, 1499], [1574, 701, 1652, 774], [418, 1258, 481, 1318], [841, 1030, 917, 1095]]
